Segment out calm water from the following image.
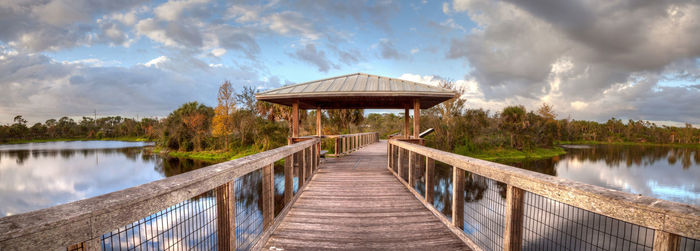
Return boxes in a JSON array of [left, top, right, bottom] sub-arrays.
[[0, 141, 214, 216]]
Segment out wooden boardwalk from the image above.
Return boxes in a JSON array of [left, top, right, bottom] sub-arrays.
[[264, 141, 470, 250]]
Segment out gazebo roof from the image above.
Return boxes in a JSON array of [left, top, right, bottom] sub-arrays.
[[256, 73, 457, 109]]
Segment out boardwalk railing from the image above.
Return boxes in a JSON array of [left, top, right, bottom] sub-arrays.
[[388, 139, 700, 251], [325, 132, 379, 157], [0, 137, 339, 250], [291, 132, 379, 157]]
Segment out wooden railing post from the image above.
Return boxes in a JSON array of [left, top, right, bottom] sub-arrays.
[[504, 185, 524, 251], [425, 157, 434, 204], [299, 151, 306, 187], [262, 164, 274, 230], [452, 166, 464, 229], [387, 143, 391, 170], [397, 147, 404, 178], [284, 154, 294, 203], [334, 137, 339, 156], [653, 231, 680, 251], [216, 182, 236, 250], [408, 151, 415, 187]]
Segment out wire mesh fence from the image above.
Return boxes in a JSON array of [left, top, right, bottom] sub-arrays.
[[462, 172, 506, 251], [100, 191, 217, 250], [679, 236, 700, 251], [234, 170, 263, 251], [522, 191, 655, 251], [273, 162, 286, 217], [413, 153, 426, 197]]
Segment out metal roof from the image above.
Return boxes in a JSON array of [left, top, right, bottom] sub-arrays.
[[256, 73, 457, 109]]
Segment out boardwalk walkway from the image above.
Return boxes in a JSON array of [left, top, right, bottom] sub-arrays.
[[264, 141, 470, 250]]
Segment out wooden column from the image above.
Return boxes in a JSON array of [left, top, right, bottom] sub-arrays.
[[408, 151, 415, 187], [404, 105, 410, 138], [292, 100, 299, 138], [216, 182, 236, 250], [397, 148, 404, 178], [284, 154, 294, 203], [653, 231, 680, 251], [413, 99, 420, 138], [298, 151, 305, 187], [425, 158, 434, 204], [262, 164, 274, 230], [452, 166, 464, 229], [334, 138, 339, 156], [316, 106, 322, 136], [504, 185, 525, 251]]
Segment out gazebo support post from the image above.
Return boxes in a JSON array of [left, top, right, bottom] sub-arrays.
[[413, 99, 420, 138], [404, 105, 410, 138], [292, 100, 299, 139], [316, 106, 322, 136]]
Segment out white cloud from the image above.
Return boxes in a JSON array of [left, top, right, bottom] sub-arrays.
[[410, 48, 419, 54], [210, 48, 227, 57], [143, 56, 169, 68], [153, 0, 209, 21]]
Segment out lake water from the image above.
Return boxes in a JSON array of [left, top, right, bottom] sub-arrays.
[[0, 141, 215, 216]]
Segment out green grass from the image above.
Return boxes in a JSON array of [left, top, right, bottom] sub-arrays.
[[162, 145, 264, 162], [2, 136, 151, 145], [455, 146, 567, 162], [557, 140, 700, 149]]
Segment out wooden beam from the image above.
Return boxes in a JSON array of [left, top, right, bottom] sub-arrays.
[[504, 185, 524, 251], [262, 164, 274, 230], [216, 182, 236, 251], [292, 100, 299, 138], [316, 106, 322, 136], [284, 154, 294, 203], [425, 157, 434, 204], [413, 99, 420, 138], [452, 166, 464, 229], [404, 105, 410, 138], [653, 231, 680, 251]]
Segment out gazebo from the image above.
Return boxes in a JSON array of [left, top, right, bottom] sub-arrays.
[[255, 72, 457, 141]]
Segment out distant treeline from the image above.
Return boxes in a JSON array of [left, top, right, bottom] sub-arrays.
[[2, 81, 699, 155]]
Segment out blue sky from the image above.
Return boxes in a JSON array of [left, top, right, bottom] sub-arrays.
[[1, 0, 699, 125]]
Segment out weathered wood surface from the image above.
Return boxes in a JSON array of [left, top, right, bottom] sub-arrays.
[[0, 139, 320, 250], [390, 139, 700, 240], [264, 141, 470, 250]]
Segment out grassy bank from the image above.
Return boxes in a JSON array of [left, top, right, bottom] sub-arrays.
[[558, 140, 700, 149], [154, 145, 263, 162], [455, 146, 567, 162], [2, 136, 151, 145]]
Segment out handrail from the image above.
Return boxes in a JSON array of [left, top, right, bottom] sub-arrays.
[[0, 139, 321, 250], [294, 132, 379, 157], [389, 139, 700, 250]]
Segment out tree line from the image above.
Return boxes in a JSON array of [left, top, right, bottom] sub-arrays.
[[2, 80, 698, 155]]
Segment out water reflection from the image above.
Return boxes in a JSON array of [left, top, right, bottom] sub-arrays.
[[505, 145, 700, 205], [0, 141, 215, 216]]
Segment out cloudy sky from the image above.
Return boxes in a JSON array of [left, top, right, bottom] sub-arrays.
[[1, 0, 699, 125]]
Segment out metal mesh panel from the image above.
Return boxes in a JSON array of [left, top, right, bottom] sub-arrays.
[[680, 237, 700, 251], [234, 170, 263, 251], [432, 161, 452, 221], [413, 154, 426, 197], [391, 145, 398, 173], [462, 173, 506, 251], [273, 162, 286, 217], [293, 152, 300, 195], [400, 148, 409, 182], [100, 191, 217, 250], [522, 191, 655, 251]]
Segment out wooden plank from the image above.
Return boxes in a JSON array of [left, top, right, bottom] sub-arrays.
[[426, 157, 435, 204], [504, 185, 524, 251], [316, 106, 322, 136], [413, 99, 420, 138], [292, 101, 299, 138], [284, 154, 294, 204], [262, 164, 275, 230], [653, 231, 680, 251], [216, 182, 236, 251], [452, 166, 464, 229], [264, 141, 470, 250]]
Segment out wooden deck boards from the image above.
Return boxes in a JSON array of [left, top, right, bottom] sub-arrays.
[[264, 141, 470, 250]]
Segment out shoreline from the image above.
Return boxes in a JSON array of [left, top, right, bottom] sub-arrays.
[[557, 140, 700, 149], [1, 137, 151, 145], [456, 146, 567, 162]]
